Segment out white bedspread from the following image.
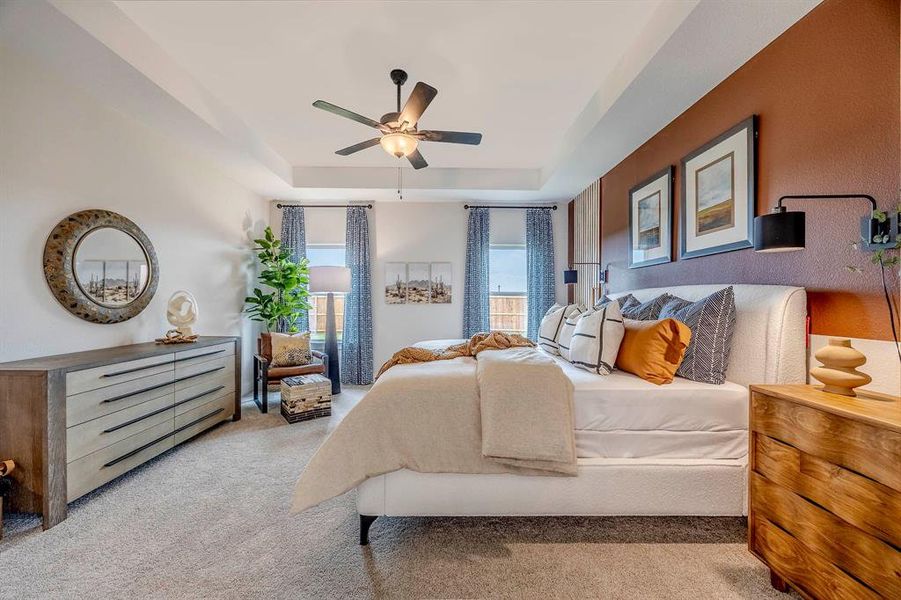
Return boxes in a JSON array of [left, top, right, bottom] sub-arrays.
[[549, 355, 748, 460]]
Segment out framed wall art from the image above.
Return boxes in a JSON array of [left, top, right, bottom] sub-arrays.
[[383, 262, 452, 304], [680, 116, 757, 259], [628, 166, 673, 269]]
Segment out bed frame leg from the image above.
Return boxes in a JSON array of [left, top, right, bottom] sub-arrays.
[[359, 514, 378, 545]]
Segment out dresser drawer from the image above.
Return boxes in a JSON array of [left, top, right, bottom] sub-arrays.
[[751, 515, 879, 600], [67, 395, 175, 462], [174, 377, 235, 416], [67, 420, 175, 502], [751, 392, 901, 492], [66, 370, 175, 427], [175, 355, 232, 386], [174, 342, 235, 369], [67, 353, 174, 395], [173, 394, 234, 445]]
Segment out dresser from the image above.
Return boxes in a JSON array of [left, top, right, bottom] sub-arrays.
[[748, 384, 901, 599], [0, 336, 241, 530]]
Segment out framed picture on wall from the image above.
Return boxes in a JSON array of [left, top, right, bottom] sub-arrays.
[[680, 115, 757, 259], [429, 262, 452, 304], [384, 262, 407, 304], [628, 166, 673, 269]]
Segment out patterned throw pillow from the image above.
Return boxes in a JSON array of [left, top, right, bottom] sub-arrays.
[[593, 294, 638, 311], [621, 293, 674, 320], [658, 287, 737, 385], [569, 302, 625, 375], [557, 307, 590, 361], [538, 304, 585, 355], [270, 332, 312, 367]]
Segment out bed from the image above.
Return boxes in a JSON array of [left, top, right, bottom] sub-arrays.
[[351, 284, 806, 543]]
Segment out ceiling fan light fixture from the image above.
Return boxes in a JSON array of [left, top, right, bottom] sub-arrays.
[[380, 132, 418, 158]]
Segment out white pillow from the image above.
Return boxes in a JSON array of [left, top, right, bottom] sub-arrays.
[[538, 303, 585, 355], [569, 302, 625, 375], [557, 307, 590, 361]]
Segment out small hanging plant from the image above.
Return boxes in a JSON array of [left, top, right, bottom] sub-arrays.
[[245, 227, 311, 333], [845, 204, 901, 364]]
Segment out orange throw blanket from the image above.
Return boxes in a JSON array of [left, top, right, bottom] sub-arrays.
[[376, 331, 535, 379]]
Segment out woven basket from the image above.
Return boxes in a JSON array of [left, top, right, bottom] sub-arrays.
[[280, 374, 331, 423]]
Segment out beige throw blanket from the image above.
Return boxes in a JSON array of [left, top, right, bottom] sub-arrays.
[[292, 346, 576, 513]]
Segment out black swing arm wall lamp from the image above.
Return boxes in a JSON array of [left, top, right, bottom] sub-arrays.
[[753, 194, 899, 253]]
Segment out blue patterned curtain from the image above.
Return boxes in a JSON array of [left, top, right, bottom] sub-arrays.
[[526, 208, 556, 341], [341, 206, 373, 384], [463, 207, 490, 337], [280, 206, 309, 333]]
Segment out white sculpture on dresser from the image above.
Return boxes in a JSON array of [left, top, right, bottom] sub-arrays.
[[166, 290, 199, 336]]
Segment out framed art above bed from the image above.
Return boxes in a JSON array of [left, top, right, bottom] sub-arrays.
[[680, 116, 757, 260], [629, 166, 673, 269]]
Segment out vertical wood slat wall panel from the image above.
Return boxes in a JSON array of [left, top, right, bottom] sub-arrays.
[[572, 181, 600, 306]]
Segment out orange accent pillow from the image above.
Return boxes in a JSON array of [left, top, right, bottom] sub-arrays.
[[615, 318, 692, 385]]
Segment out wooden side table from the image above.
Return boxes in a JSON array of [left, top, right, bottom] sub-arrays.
[[748, 384, 901, 599]]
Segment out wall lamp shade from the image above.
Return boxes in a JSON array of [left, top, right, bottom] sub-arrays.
[[309, 266, 351, 293], [753, 208, 806, 252], [563, 269, 578, 285]]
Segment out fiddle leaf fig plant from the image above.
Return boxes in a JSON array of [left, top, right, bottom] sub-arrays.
[[245, 226, 311, 333]]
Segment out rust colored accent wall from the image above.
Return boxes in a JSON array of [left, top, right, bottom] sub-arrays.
[[599, 0, 899, 341]]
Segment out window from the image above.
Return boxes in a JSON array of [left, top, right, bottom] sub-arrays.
[[305, 245, 346, 341], [489, 245, 527, 335]]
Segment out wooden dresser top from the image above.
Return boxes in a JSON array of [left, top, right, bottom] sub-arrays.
[[0, 336, 239, 373], [751, 384, 901, 434]]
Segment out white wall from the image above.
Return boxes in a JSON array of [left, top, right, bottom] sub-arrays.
[[270, 201, 568, 372], [0, 47, 269, 391]]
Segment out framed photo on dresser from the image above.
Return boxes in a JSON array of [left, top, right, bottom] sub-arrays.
[[629, 166, 673, 269], [680, 115, 757, 259]]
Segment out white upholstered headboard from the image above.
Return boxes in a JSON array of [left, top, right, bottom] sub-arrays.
[[611, 284, 807, 387]]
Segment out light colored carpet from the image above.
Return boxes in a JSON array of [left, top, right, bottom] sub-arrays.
[[1, 388, 796, 599]]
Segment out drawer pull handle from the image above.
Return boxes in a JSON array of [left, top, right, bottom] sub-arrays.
[[174, 348, 226, 363], [101, 379, 174, 404], [102, 404, 173, 434], [174, 385, 225, 408], [174, 365, 225, 384], [102, 408, 225, 468], [100, 360, 173, 379]]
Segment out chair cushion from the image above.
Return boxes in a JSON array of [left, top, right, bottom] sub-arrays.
[[267, 364, 325, 379]]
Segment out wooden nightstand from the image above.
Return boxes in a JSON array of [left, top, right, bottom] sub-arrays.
[[748, 384, 901, 599]]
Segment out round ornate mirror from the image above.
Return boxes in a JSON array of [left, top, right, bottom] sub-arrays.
[[44, 210, 159, 323]]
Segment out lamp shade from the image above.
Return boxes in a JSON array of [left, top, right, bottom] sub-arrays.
[[563, 269, 578, 285], [380, 133, 418, 158], [309, 266, 351, 293], [753, 209, 805, 253]]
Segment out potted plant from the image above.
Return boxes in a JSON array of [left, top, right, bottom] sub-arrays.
[[245, 227, 311, 333]]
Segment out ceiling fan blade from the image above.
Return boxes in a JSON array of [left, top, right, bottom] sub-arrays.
[[419, 130, 482, 145], [313, 100, 384, 130], [335, 138, 382, 156], [399, 82, 437, 127], [407, 149, 428, 170]]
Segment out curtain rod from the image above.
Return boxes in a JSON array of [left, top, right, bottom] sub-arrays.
[[463, 204, 557, 210], [276, 203, 373, 209]]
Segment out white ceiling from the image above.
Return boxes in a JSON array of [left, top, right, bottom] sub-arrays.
[[3, 0, 820, 203], [113, 0, 663, 171]]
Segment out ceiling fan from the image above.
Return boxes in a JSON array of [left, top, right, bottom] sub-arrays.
[[312, 69, 482, 170]]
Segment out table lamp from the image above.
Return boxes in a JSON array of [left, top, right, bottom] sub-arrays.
[[309, 266, 351, 394]]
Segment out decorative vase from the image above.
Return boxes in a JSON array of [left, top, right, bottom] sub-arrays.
[[809, 337, 872, 397]]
